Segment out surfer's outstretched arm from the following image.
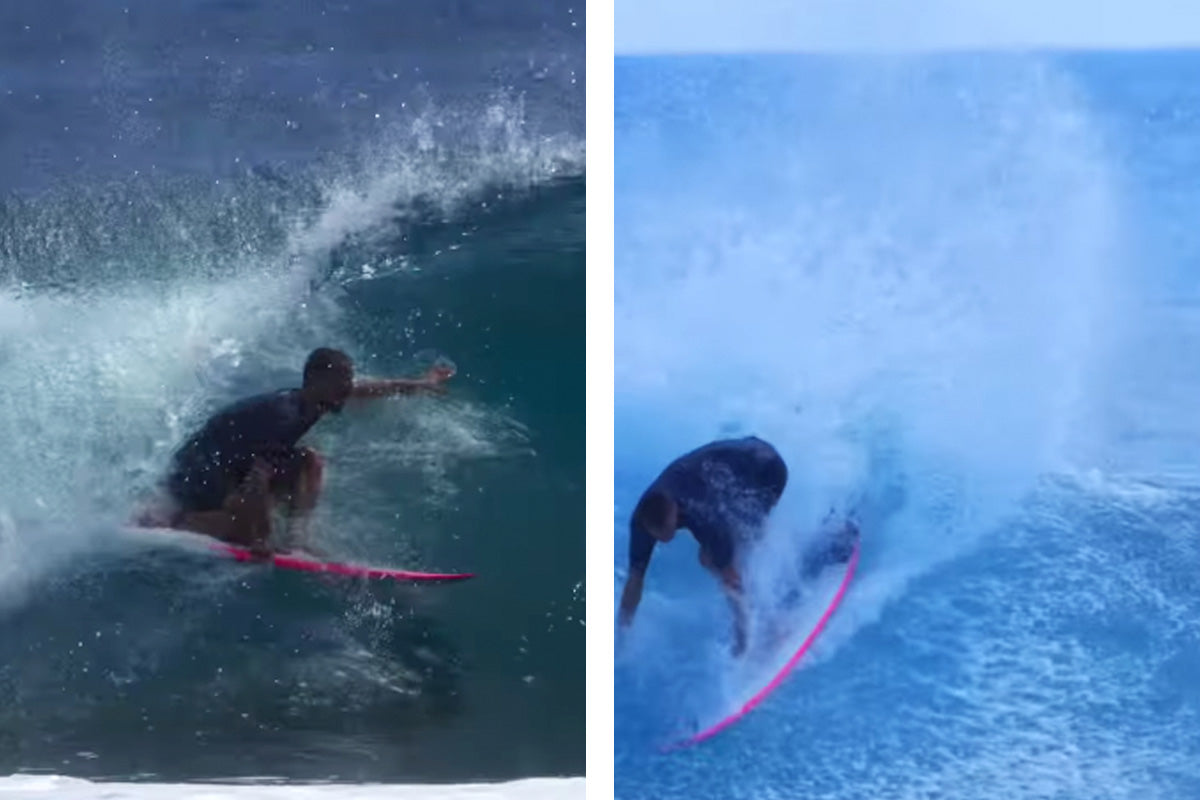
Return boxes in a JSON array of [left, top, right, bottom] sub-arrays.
[[351, 364, 456, 399], [619, 567, 646, 628]]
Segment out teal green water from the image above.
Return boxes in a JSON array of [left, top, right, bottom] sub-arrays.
[[0, 156, 584, 782]]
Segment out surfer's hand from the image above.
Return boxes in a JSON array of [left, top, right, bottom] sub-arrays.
[[427, 362, 456, 381], [418, 363, 455, 393]]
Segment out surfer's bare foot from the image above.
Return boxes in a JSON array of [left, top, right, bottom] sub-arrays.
[[247, 539, 274, 559]]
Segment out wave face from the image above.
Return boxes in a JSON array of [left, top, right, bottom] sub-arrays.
[[0, 0, 584, 783], [615, 52, 1200, 799]]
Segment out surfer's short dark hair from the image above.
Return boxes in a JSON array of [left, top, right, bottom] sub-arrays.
[[634, 488, 674, 533], [303, 347, 354, 385]]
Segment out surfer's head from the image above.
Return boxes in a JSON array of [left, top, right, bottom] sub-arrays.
[[303, 347, 355, 414], [633, 488, 678, 542]]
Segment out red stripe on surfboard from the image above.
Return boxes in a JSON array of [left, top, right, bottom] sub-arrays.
[[664, 539, 861, 751], [211, 543, 475, 582]]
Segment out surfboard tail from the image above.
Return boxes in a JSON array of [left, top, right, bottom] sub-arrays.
[[663, 539, 861, 752]]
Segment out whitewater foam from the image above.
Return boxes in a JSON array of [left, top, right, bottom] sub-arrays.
[[615, 54, 1125, 736], [0, 97, 582, 610]]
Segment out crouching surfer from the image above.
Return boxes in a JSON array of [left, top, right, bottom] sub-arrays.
[[618, 435, 858, 657], [135, 347, 454, 556], [618, 436, 787, 657]]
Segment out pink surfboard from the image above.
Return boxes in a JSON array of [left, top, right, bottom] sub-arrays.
[[123, 526, 474, 583], [664, 537, 860, 751], [211, 542, 475, 582]]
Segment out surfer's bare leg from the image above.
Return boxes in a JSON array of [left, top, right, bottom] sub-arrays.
[[289, 448, 324, 515], [226, 463, 275, 552], [273, 447, 323, 541], [801, 519, 859, 579], [699, 547, 750, 656], [174, 460, 275, 555], [722, 566, 749, 657]]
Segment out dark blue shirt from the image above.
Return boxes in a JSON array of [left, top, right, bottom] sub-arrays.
[[169, 389, 321, 488], [628, 436, 787, 573]]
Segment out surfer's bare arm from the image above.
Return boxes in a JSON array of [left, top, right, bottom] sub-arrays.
[[351, 364, 456, 399], [619, 567, 646, 627], [721, 565, 749, 657]]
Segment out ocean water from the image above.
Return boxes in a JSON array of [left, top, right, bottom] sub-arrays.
[[615, 52, 1200, 799], [0, 0, 584, 785]]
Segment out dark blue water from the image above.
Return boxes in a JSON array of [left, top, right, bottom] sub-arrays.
[[616, 52, 1200, 799], [0, 0, 583, 784]]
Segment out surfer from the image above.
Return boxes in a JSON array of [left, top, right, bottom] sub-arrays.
[[618, 436, 789, 657], [136, 347, 454, 555]]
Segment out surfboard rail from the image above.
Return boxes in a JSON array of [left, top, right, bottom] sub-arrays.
[[212, 542, 475, 582], [121, 526, 474, 583], [663, 537, 861, 751]]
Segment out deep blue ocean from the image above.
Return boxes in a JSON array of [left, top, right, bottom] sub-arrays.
[[0, 0, 584, 784], [616, 52, 1200, 799]]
